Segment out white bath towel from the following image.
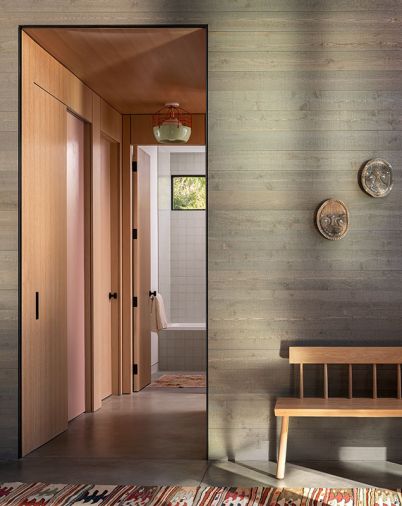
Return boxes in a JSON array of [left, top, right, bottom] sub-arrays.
[[150, 293, 168, 331]]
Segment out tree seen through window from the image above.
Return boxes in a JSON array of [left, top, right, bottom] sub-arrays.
[[172, 176, 206, 210]]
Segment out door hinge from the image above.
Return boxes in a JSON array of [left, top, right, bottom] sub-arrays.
[[132, 161, 137, 172], [133, 296, 138, 308], [133, 364, 138, 375], [132, 228, 137, 240]]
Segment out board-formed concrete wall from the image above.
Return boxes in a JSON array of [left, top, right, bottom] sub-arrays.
[[2, 0, 402, 460]]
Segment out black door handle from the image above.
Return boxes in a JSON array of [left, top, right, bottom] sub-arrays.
[[109, 292, 117, 300], [149, 291, 157, 297], [35, 291, 39, 320]]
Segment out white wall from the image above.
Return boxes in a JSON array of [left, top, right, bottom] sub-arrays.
[[170, 153, 206, 323], [157, 149, 171, 322], [158, 148, 206, 325]]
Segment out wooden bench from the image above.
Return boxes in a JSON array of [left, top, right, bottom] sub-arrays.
[[274, 347, 402, 480]]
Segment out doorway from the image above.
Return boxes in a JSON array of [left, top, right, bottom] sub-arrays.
[[129, 144, 207, 458], [20, 25, 207, 461], [134, 145, 207, 384]]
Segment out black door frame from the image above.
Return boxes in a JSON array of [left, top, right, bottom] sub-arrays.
[[18, 23, 208, 459]]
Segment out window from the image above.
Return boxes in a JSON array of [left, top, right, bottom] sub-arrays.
[[171, 175, 206, 210]]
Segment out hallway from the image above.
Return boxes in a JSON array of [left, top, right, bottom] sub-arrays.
[[32, 383, 206, 460], [0, 383, 207, 483], [0, 379, 401, 488]]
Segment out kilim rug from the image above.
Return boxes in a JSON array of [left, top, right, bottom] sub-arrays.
[[0, 484, 401, 506], [151, 374, 206, 388]]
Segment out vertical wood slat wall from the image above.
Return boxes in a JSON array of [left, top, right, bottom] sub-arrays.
[[22, 61, 68, 456], [18, 33, 125, 455], [2, 1, 402, 459]]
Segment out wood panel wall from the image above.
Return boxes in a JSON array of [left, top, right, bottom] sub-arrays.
[[1, 2, 402, 461], [18, 33, 124, 453], [21, 77, 68, 456]]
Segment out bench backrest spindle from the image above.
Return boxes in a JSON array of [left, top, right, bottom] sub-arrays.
[[348, 364, 353, 399], [323, 364, 328, 399], [372, 364, 377, 399], [289, 347, 402, 400], [299, 363, 304, 399]]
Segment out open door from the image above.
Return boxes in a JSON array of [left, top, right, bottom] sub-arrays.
[[133, 147, 152, 391], [22, 83, 68, 455]]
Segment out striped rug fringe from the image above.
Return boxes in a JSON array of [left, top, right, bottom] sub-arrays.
[[0, 483, 401, 506]]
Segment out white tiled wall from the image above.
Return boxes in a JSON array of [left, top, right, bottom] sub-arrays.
[[170, 212, 206, 322], [170, 152, 206, 323], [158, 329, 206, 371], [170, 152, 205, 176], [157, 149, 206, 370], [157, 149, 171, 320]]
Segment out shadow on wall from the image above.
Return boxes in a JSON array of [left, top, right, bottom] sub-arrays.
[[209, 360, 286, 461], [273, 16, 402, 465], [209, 10, 402, 465]]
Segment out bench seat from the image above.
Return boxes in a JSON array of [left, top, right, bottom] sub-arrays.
[[274, 347, 402, 479], [275, 397, 402, 417]]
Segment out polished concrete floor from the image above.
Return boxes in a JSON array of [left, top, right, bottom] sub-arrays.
[[1, 378, 402, 488], [2, 457, 402, 489], [31, 389, 207, 460]]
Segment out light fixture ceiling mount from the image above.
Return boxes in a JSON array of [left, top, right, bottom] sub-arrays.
[[153, 102, 192, 144]]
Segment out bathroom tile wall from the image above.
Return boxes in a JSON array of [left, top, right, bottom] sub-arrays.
[[157, 149, 172, 320], [158, 329, 206, 371], [170, 153, 206, 323], [170, 212, 206, 322], [171, 152, 205, 176]]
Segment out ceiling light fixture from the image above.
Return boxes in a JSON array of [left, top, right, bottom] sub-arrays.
[[152, 102, 192, 144]]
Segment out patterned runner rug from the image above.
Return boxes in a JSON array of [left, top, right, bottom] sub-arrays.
[[0, 484, 401, 505], [151, 374, 206, 388]]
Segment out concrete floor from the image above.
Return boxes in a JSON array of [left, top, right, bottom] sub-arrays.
[[2, 457, 402, 489], [30, 389, 207, 460], [1, 378, 402, 488]]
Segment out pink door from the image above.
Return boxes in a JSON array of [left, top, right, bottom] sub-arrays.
[[67, 112, 86, 421]]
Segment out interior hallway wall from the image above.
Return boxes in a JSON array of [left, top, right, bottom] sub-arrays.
[[16, 33, 124, 457], [2, 2, 402, 460]]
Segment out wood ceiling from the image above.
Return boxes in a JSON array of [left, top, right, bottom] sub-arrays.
[[24, 27, 206, 114]]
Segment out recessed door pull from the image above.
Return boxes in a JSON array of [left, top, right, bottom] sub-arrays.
[[35, 291, 39, 320], [109, 292, 118, 300]]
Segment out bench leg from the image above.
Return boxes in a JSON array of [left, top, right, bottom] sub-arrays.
[[276, 416, 289, 480]]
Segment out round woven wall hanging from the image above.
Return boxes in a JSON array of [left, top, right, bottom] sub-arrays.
[[316, 199, 349, 241]]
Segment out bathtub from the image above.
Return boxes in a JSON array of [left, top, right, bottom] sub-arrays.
[[158, 322, 206, 371], [167, 322, 206, 331]]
